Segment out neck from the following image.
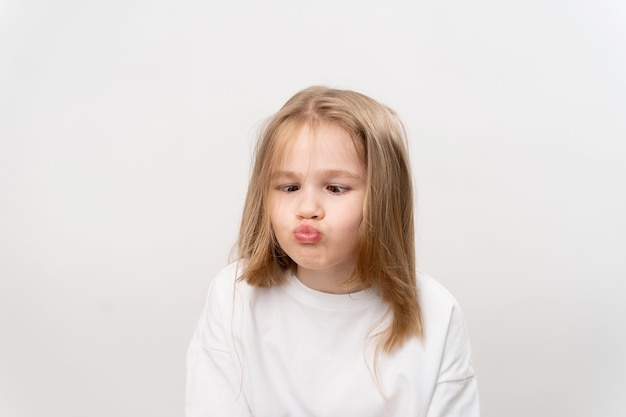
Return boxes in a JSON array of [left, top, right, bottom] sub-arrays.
[[295, 265, 363, 294]]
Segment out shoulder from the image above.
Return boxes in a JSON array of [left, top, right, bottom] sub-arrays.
[[205, 262, 255, 308], [210, 262, 244, 288], [207, 261, 279, 302], [416, 270, 476, 380], [416, 270, 460, 313], [416, 270, 471, 347]]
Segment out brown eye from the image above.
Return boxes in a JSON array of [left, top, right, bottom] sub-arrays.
[[279, 184, 300, 192], [327, 185, 348, 194]]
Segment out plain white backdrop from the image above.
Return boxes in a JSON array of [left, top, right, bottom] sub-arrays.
[[1, 1, 625, 416]]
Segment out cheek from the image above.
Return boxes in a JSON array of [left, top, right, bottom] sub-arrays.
[[266, 194, 279, 218], [338, 200, 364, 232], [267, 197, 288, 229]]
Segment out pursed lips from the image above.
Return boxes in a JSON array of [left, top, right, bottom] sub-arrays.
[[294, 224, 321, 243]]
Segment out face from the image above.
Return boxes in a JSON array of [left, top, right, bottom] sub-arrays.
[[268, 122, 367, 293]]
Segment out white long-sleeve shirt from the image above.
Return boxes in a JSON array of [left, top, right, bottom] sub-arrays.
[[186, 263, 480, 417]]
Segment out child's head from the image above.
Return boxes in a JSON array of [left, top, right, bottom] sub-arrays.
[[238, 86, 421, 350]]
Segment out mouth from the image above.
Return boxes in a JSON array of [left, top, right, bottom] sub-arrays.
[[294, 224, 321, 243]]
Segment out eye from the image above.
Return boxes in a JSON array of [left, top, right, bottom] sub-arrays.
[[326, 185, 349, 194], [278, 184, 300, 192]]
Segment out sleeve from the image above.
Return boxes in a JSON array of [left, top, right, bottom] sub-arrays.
[[185, 277, 252, 417], [426, 303, 481, 417]]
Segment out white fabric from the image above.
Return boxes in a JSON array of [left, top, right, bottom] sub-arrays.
[[186, 263, 480, 417]]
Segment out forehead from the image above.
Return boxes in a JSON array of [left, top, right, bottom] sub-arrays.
[[272, 121, 364, 171]]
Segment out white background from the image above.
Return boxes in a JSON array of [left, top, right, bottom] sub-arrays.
[[1, 1, 625, 416]]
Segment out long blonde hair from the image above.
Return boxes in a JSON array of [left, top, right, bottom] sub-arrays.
[[237, 86, 422, 351]]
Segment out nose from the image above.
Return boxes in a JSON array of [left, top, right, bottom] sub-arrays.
[[296, 188, 324, 220]]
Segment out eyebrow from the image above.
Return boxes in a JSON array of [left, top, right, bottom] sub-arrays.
[[271, 169, 363, 181]]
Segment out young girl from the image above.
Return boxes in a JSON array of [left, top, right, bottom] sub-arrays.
[[186, 86, 480, 416]]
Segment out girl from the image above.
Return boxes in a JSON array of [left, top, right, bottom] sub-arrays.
[[186, 86, 480, 416]]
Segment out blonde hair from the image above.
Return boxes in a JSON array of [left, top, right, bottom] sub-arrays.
[[237, 86, 422, 352]]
